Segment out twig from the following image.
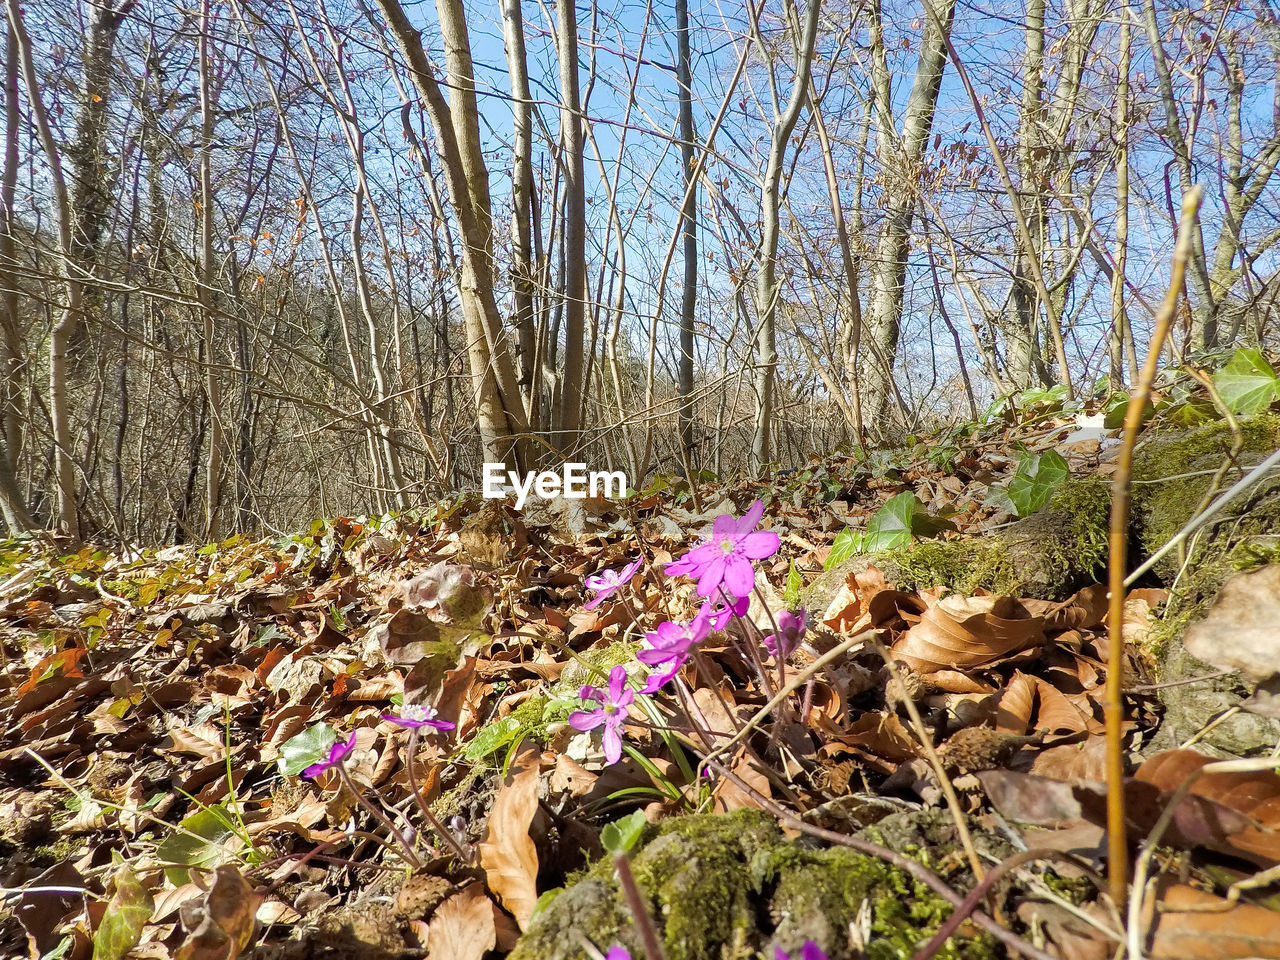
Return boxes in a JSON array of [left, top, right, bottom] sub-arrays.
[[1105, 184, 1203, 911], [912, 848, 1106, 960], [871, 637, 985, 882], [615, 854, 667, 960]]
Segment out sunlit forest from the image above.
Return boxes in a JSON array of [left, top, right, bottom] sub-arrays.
[[0, 0, 1274, 541]]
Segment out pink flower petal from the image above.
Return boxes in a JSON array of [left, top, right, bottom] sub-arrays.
[[602, 721, 623, 764], [722, 556, 755, 598], [569, 710, 606, 732], [740, 530, 780, 560], [607, 664, 628, 701], [695, 555, 728, 597]]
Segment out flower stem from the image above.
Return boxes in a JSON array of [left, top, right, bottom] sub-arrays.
[[615, 853, 666, 960], [335, 762, 422, 869], [405, 728, 473, 863]]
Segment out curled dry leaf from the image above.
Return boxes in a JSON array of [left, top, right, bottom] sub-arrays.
[[890, 594, 1046, 673], [479, 746, 542, 929], [175, 864, 259, 960], [426, 883, 497, 960]]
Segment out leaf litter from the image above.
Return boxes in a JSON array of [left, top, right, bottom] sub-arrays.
[[0, 414, 1278, 958]]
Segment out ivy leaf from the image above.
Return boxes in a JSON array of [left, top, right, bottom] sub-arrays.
[[600, 810, 648, 855], [823, 527, 863, 570], [1214, 347, 1280, 414], [278, 722, 337, 777], [92, 863, 153, 960], [863, 492, 953, 553], [1005, 450, 1070, 517]]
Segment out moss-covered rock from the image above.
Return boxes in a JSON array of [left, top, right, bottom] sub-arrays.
[[804, 478, 1111, 614], [1131, 415, 1280, 755], [508, 810, 996, 960]]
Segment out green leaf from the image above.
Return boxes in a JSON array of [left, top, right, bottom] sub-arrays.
[[529, 889, 562, 924], [93, 864, 153, 960], [1213, 347, 1280, 414], [463, 715, 521, 761], [823, 527, 863, 570], [155, 804, 241, 886], [783, 560, 802, 606], [278, 722, 338, 777], [862, 491, 954, 552], [1005, 450, 1069, 517], [600, 809, 648, 855]]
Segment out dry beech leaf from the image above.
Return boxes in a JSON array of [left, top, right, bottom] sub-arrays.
[[1147, 881, 1280, 958], [1030, 736, 1109, 782], [1136, 749, 1280, 865], [175, 864, 259, 960], [820, 564, 893, 631], [426, 884, 497, 960], [891, 594, 1046, 672], [479, 746, 542, 929], [1184, 565, 1280, 682], [712, 752, 771, 812]]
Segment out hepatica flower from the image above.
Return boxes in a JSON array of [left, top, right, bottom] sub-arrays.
[[383, 703, 455, 732], [303, 732, 357, 779], [639, 658, 684, 694], [763, 608, 807, 658], [569, 664, 634, 764], [605, 948, 631, 960], [584, 556, 645, 610], [637, 614, 710, 667], [666, 499, 779, 598]]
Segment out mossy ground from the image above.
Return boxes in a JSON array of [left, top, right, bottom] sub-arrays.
[[509, 810, 996, 960]]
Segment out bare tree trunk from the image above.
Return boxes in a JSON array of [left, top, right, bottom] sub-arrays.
[[554, 0, 587, 453], [751, 0, 822, 470], [6, 0, 82, 534], [500, 0, 538, 421], [862, 0, 956, 430], [676, 0, 698, 473], [198, 0, 223, 539], [374, 0, 529, 470], [1, 21, 26, 485], [1110, 12, 1137, 384]]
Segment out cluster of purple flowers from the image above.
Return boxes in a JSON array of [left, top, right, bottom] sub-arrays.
[[301, 705, 455, 779], [570, 499, 807, 764]]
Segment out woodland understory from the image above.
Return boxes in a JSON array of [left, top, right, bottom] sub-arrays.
[[5, 367, 1280, 959]]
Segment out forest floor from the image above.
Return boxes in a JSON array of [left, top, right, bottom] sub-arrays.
[[4, 390, 1280, 960]]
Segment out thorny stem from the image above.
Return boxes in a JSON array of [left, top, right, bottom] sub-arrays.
[[703, 758, 1059, 960], [615, 854, 667, 960], [405, 728, 474, 863], [1105, 184, 1203, 911], [335, 762, 422, 869]]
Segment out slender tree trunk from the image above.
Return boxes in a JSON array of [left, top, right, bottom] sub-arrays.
[[6, 0, 81, 534], [1, 21, 27, 510], [198, 0, 223, 539], [676, 0, 698, 472], [1110, 13, 1137, 384], [554, 0, 587, 453], [751, 0, 822, 470], [862, 0, 956, 431]]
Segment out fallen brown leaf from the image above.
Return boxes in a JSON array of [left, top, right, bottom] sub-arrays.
[[479, 746, 542, 929]]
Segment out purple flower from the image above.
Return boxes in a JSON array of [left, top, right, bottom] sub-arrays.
[[303, 732, 357, 779], [665, 500, 779, 598], [775, 942, 829, 960], [569, 665, 634, 764], [763, 608, 807, 658], [700, 593, 749, 629], [636, 614, 710, 667], [605, 948, 631, 960], [640, 657, 685, 694], [584, 557, 645, 610], [383, 704, 456, 732]]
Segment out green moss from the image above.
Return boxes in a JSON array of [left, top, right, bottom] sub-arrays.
[[883, 539, 1016, 595], [1045, 478, 1111, 576], [510, 810, 997, 960]]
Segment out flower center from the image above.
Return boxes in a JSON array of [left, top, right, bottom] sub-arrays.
[[604, 704, 618, 715], [720, 539, 734, 554]]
